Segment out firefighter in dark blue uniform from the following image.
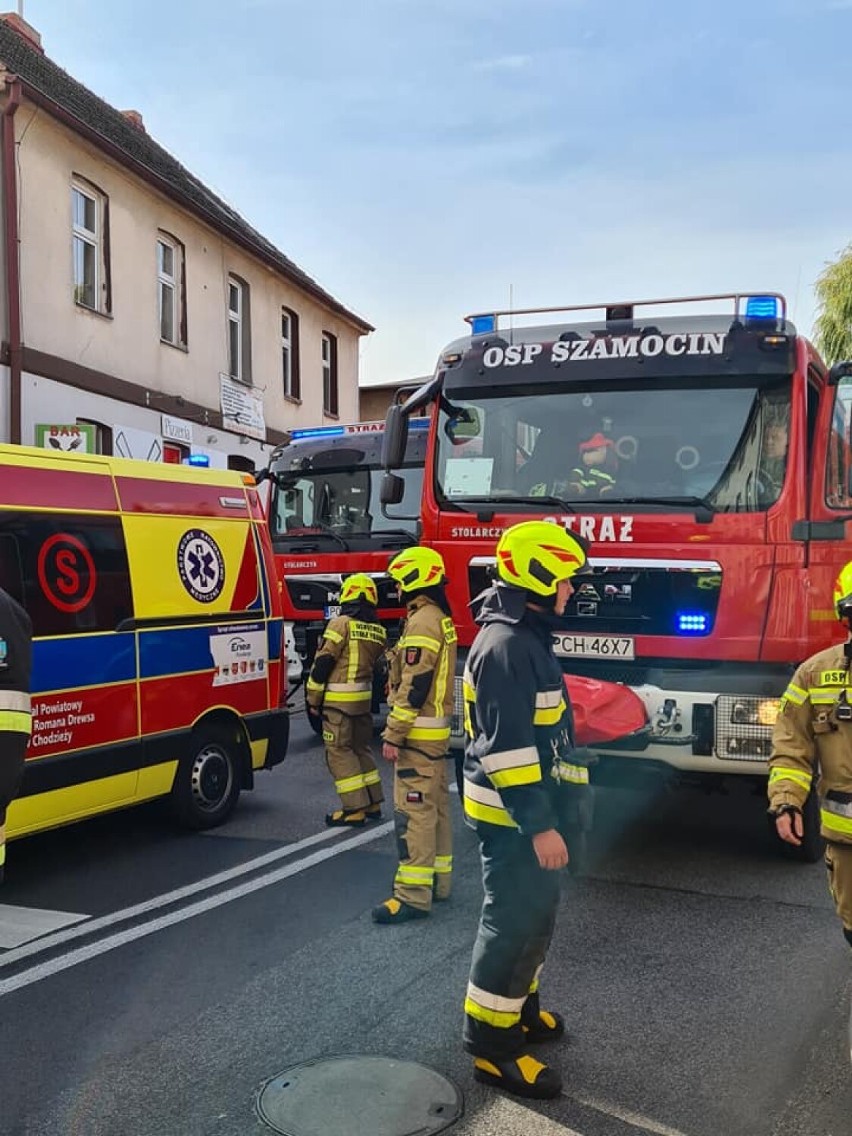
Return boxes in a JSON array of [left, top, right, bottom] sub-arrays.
[[0, 586, 32, 883], [462, 520, 590, 1100]]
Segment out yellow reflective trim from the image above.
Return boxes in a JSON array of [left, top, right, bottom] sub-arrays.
[[533, 705, 564, 726], [347, 636, 359, 683], [435, 631, 450, 716], [782, 684, 807, 705], [363, 769, 382, 786], [0, 710, 31, 734], [323, 628, 344, 643], [809, 693, 836, 704], [407, 726, 451, 741], [434, 855, 453, 872], [335, 772, 369, 794], [552, 762, 590, 785], [395, 865, 435, 883], [463, 794, 517, 829], [489, 764, 542, 789], [402, 635, 441, 652], [769, 767, 812, 790], [821, 810, 852, 836], [323, 691, 371, 703], [463, 997, 521, 1029], [389, 705, 418, 721], [305, 678, 324, 692]]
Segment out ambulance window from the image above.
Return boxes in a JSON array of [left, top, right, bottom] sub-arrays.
[[0, 534, 24, 604], [0, 513, 133, 638], [826, 375, 852, 508]]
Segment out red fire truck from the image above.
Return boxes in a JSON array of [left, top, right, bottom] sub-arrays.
[[381, 292, 852, 858], [262, 419, 428, 726]]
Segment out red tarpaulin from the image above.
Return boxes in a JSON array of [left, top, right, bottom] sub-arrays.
[[564, 674, 648, 746]]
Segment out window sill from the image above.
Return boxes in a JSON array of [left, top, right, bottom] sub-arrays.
[[75, 301, 112, 320], [323, 410, 339, 421], [283, 394, 302, 406], [160, 338, 189, 354]]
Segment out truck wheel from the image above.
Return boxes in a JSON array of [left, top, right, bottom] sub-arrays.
[[170, 723, 242, 830]]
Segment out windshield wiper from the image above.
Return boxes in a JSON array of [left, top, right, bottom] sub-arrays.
[[280, 523, 350, 551], [451, 495, 576, 514], [370, 528, 418, 547], [603, 496, 716, 519]]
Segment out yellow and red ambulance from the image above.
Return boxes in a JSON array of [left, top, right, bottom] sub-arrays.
[[1, 444, 289, 840]]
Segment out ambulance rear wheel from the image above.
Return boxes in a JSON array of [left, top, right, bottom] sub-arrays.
[[171, 723, 242, 830]]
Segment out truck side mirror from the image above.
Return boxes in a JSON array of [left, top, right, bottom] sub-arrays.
[[382, 404, 408, 469], [380, 472, 405, 506], [829, 360, 852, 385]]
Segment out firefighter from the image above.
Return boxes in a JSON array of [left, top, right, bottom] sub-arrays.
[[306, 573, 387, 827], [462, 520, 590, 1100], [768, 560, 852, 950], [0, 586, 33, 884], [371, 546, 457, 924]]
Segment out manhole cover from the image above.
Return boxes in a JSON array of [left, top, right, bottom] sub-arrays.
[[256, 1055, 463, 1135]]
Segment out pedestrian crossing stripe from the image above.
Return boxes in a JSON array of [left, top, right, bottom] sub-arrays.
[[0, 904, 88, 950]]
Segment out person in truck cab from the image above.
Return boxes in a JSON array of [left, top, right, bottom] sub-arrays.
[[769, 560, 852, 952], [372, 547, 458, 925], [306, 573, 387, 827], [461, 520, 591, 1100], [565, 432, 618, 498]]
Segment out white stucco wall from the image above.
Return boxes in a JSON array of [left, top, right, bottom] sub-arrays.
[[12, 104, 365, 436]]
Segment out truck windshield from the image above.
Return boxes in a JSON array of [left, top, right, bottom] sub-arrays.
[[436, 377, 791, 513], [270, 459, 422, 541]]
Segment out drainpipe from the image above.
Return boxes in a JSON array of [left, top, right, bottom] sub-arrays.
[[2, 77, 21, 444]]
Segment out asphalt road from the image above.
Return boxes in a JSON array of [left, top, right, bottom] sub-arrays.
[[1, 709, 850, 1136]]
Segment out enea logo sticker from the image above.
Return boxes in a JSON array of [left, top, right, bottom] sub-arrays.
[[37, 533, 97, 613], [177, 529, 225, 604]]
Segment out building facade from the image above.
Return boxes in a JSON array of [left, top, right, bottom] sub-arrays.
[[0, 13, 372, 470], [359, 378, 429, 424]]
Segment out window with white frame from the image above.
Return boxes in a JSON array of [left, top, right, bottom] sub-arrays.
[[322, 331, 338, 416], [228, 276, 251, 383], [72, 181, 109, 313], [282, 307, 300, 400], [157, 234, 186, 347]]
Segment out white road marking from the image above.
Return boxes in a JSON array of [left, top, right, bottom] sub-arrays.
[[566, 1091, 691, 1136], [475, 1096, 586, 1134], [0, 824, 385, 968], [0, 905, 88, 950], [0, 821, 393, 997]]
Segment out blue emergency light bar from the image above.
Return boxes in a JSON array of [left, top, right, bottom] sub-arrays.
[[744, 295, 780, 321], [183, 454, 210, 467], [290, 426, 347, 440], [470, 314, 497, 335], [677, 612, 709, 634]]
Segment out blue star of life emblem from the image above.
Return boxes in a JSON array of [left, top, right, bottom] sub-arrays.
[[177, 529, 225, 603]]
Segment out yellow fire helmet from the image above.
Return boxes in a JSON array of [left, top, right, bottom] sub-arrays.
[[339, 572, 378, 606], [833, 561, 852, 617], [496, 520, 589, 597], [387, 547, 446, 593]]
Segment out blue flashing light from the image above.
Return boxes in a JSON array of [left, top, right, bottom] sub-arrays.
[[744, 295, 780, 321], [471, 314, 497, 335], [290, 426, 347, 440], [677, 612, 709, 634], [183, 454, 210, 467]]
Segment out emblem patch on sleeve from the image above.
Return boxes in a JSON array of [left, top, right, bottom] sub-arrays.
[[405, 647, 422, 665]]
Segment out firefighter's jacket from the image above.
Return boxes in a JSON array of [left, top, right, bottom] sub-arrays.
[[769, 641, 852, 845], [306, 601, 387, 716], [0, 587, 32, 738], [383, 594, 457, 757], [462, 584, 589, 836]]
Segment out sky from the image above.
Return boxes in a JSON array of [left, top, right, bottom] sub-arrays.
[[17, 0, 852, 386]]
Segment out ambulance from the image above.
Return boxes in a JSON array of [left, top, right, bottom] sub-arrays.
[[2, 444, 289, 841]]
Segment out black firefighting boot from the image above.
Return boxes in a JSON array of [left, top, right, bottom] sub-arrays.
[[472, 1052, 563, 1100], [364, 805, 383, 822], [325, 808, 366, 828], [521, 1008, 566, 1044], [371, 897, 429, 924]]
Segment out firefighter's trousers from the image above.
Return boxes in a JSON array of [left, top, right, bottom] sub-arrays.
[[0, 732, 29, 877], [392, 747, 452, 911], [463, 826, 562, 1060], [322, 709, 383, 812], [825, 842, 852, 946]]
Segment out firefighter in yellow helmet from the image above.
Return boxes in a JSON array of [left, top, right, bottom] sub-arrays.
[[0, 586, 32, 884], [768, 559, 852, 950], [371, 546, 458, 924], [306, 573, 387, 827], [462, 520, 590, 1100]]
